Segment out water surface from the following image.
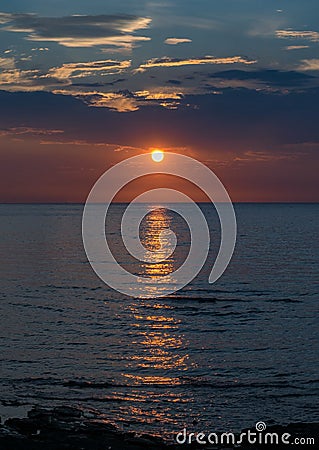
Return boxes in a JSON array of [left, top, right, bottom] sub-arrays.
[[0, 204, 318, 437]]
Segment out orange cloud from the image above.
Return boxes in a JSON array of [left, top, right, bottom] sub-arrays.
[[134, 90, 183, 100], [136, 56, 257, 72], [53, 90, 139, 112], [48, 59, 131, 79]]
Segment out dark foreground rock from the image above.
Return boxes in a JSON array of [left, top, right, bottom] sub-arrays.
[[0, 405, 318, 449]]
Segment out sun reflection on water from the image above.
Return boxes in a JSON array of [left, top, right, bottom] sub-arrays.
[[127, 301, 189, 372], [140, 207, 176, 270], [135, 207, 180, 298], [121, 297, 192, 426], [116, 207, 195, 426]]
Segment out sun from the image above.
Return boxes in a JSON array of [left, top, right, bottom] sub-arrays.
[[151, 149, 164, 162]]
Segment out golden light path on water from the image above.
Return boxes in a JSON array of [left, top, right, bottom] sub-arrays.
[[120, 208, 194, 426], [135, 205, 182, 298]]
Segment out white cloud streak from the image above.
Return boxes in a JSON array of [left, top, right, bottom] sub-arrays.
[[164, 38, 192, 45], [276, 30, 319, 42], [285, 45, 309, 51]]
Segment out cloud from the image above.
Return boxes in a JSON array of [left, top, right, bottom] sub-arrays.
[[0, 57, 131, 92], [285, 45, 309, 51], [156, 15, 219, 31], [87, 92, 139, 111], [53, 87, 186, 112], [0, 13, 11, 24], [166, 79, 182, 85], [298, 59, 319, 71], [39, 140, 140, 154], [276, 30, 319, 42], [0, 12, 151, 49], [0, 57, 15, 69], [31, 47, 49, 51], [134, 90, 183, 100], [28, 35, 150, 49], [234, 150, 299, 163], [0, 127, 64, 137], [39, 139, 117, 147], [134, 89, 183, 109], [207, 69, 314, 89], [48, 60, 131, 80], [136, 55, 256, 72], [0, 67, 69, 92], [0, 54, 66, 92], [164, 38, 192, 45], [1, 87, 319, 155], [53, 90, 139, 112]]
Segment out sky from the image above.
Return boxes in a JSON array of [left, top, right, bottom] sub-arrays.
[[0, 0, 318, 202]]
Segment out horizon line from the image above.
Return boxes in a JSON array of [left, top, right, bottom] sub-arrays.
[[0, 201, 318, 205]]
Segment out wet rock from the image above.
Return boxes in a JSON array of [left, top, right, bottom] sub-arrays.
[[1, 406, 319, 450], [53, 405, 83, 419], [125, 435, 166, 448], [4, 417, 39, 436], [27, 406, 53, 423], [81, 419, 119, 436]]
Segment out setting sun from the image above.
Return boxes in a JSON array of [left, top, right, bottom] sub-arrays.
[[151, 149, 164, 163]]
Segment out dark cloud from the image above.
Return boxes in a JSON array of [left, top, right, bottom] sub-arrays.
[[0, 12, 151, 49], [72, 79, 126, 88], [208, 69, 315, 87], [1, 86, 319, 149], [166, 79, 182, 85], [50, 88, 184, 112]]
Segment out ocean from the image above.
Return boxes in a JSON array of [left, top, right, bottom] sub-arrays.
[[0, 203, 318, 439]]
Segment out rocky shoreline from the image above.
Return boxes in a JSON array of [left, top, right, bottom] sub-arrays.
[[0, 405, 318, 449]]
